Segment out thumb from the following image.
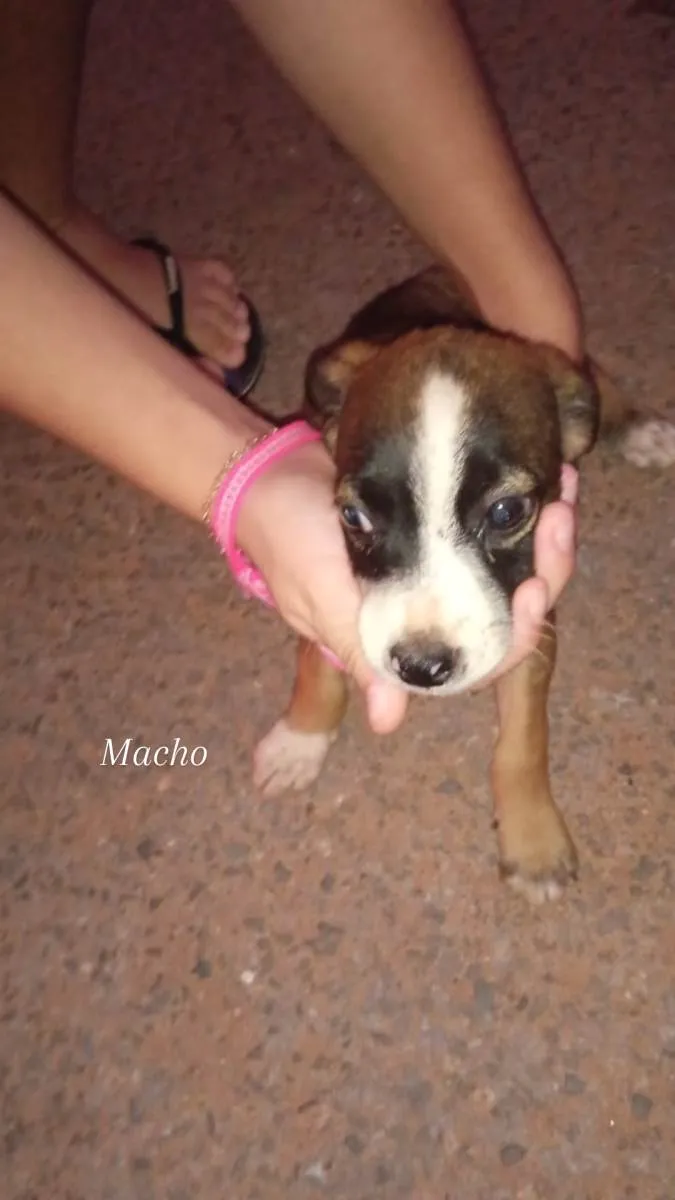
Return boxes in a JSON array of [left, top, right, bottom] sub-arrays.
[[365, 680, 409, 734], [510, 575, 549, 653], [323, 630, 409, 736]]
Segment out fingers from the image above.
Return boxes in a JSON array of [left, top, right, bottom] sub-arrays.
[[471, 468, 579, 691], [533, 499, 576, 611], [336, 628, 408, 734], [319, 621, 409, 734], [365, 681, 409, 734], [560, 463, 579, 507], [236, 438, 409, 734], [315, 630, 408, 734], [509, 575, 549, 656], [497, 484, 577, 679]]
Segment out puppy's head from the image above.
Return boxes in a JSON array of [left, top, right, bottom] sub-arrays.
[[306, 323, 598, 694]]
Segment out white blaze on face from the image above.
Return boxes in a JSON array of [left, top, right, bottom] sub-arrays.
[[358, 369, 512, 693]]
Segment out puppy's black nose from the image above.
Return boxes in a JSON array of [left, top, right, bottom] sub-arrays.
[[389, 640, 458, 689]]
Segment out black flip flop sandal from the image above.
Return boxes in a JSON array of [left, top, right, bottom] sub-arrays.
[[132, 236, 265, 399]]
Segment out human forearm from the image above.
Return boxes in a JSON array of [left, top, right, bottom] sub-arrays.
[[0, 193, 270, 521], [231, 0, 582, 360]]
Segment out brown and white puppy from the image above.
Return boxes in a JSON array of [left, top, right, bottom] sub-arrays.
[[253, 266, 673, 903]]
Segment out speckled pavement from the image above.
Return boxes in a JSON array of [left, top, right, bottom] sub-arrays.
[[2, 1, 675, 1196]]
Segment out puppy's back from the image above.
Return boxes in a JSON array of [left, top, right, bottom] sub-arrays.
[[343, 265, 485, 346]]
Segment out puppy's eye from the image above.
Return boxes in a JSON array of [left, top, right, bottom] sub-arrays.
[[485, 494, 534, 535], [339, 503, 374, 536]]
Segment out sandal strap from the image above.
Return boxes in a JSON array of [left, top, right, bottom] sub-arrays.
[[131, 235, 195, 355], [130, 234, 265, 397]]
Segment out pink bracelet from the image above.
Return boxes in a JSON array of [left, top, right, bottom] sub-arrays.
[[207, 420, 344, 672]]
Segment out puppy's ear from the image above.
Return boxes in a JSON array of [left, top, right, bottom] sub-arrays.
[[587, 358, 636, 442], [304, 338, 379, 456], [539, 347, 601, 463]]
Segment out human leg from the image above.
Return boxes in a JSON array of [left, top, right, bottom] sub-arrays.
[[0, 0, 251, 370], [231, 0, 582, 360]]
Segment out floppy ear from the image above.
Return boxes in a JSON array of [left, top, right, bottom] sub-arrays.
[[303, 338, 380, 456], [538, 347, 601, 463]]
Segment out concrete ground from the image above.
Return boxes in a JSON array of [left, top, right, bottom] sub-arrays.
[[2, 0, 675, 1196]]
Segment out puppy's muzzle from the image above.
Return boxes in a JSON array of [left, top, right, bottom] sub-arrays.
[[389, 638, 460, 689]]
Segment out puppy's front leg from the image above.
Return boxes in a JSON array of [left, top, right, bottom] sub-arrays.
[[490, 619, 578, 903], [254, 638, 349, 796]]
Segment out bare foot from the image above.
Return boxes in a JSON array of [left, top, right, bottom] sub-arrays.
[[53, 204, 250, 369]]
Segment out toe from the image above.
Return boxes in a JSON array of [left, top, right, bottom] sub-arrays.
[[214, 294, 250, 340], [202, 278, 250, 330], [176, 254, 257, 369], [200, 257, 237, 289], [199, 309, 248, 369]]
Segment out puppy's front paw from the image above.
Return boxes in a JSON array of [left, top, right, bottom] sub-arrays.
[[253, 720, 335, 797], [496, 800, 578, 904], [618, 414, 675, 468]]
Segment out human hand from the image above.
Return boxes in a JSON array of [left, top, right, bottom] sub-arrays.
[[237, 443, 578, 724], [473, 463, 579, 690], [236, 439, 409, 735]]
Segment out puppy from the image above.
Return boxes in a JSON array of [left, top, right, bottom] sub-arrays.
[[253, 266, 673, 903]]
